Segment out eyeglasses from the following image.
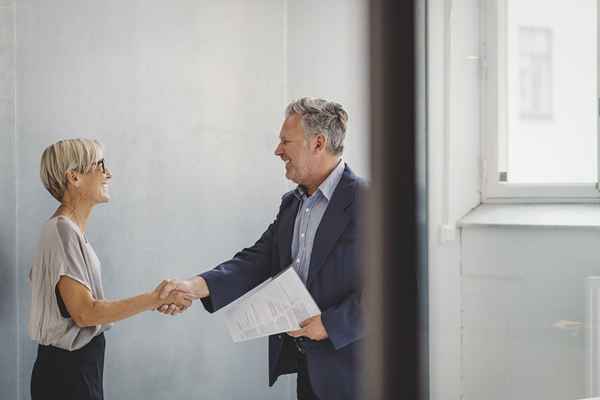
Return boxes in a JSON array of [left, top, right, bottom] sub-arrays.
[[95, 159, 106, 174]]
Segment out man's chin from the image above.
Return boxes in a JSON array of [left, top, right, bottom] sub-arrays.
[[285, 171, 299, 185]]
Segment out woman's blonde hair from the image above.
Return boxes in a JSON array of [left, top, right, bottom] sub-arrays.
[[40, 139, 103, 202]]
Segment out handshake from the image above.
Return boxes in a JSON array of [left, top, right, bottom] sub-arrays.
[[151, 276, 209, 316], [149, 275, 329, 340]]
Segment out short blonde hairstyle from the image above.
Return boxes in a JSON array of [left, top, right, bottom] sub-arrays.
[[40, 139, 104, 202]]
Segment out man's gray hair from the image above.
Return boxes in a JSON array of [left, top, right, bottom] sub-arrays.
[[285, 97, 348, 155]]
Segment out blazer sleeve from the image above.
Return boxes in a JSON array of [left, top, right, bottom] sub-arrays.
[[321, 291, 364, 350], [200, 194, 293, 312]]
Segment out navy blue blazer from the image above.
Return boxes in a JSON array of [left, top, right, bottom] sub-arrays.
[[200, 165, 365, 400]]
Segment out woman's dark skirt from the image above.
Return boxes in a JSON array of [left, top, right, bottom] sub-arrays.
[[31, 333, 105, 400]]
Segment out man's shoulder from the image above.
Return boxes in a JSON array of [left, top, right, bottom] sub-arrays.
[[342, 165, 368, 192], [279, 188, 298, 207]]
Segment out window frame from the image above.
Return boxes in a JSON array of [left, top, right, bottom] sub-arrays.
[[481, 0, 600, 203]]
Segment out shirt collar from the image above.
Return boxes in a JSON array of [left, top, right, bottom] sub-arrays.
[[294, 159, 345, 201]]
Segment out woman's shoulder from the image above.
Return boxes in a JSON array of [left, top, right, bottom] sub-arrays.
[[44, 216, 85, 247]]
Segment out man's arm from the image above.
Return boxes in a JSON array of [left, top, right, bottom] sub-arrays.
[[287, 291, 363, 349], [158, 194, 294, 314], [158, 229, 275, 314], [320, 292, 364, 349], [197, 223, 276, 312]]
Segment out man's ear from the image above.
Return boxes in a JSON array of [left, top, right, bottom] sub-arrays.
[[314, 134, 327, 153]]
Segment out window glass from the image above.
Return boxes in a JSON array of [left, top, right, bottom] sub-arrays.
[[500, 0, 597, 184]]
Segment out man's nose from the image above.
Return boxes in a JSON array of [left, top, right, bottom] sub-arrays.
[[274, 144, 282, 156]]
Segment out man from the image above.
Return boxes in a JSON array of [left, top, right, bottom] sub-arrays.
[[160, 97, 365, 400]]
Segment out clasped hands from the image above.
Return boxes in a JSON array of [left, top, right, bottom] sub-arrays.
[[152, 279, 197, 315]]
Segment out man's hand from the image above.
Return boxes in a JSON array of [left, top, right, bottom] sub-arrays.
[[156, 277, 209, 316], [287, 315, 328, 341]]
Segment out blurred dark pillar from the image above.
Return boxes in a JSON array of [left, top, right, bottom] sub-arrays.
[[365, 0, 428, 399]]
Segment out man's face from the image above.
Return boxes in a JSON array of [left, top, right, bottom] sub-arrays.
[[274, 114, 314, 185]]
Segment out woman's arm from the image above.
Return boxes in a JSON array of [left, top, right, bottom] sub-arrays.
[[57, 276, 191, 328]]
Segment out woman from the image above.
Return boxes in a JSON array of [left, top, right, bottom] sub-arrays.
[[28, 138, 190, 400]]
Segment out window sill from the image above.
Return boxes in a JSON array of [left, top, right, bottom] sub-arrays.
[[459, 203, 600, 228]]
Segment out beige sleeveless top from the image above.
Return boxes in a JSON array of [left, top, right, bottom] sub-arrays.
[[28, 216, 112, 351]]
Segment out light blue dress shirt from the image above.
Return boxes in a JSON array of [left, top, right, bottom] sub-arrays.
[[291, 160, 346, 283]]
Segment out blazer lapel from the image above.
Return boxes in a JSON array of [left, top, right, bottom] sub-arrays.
[[306, 175, 355, 286], [278, 194, 301, 270]]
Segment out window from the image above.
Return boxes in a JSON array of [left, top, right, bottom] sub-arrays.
[[482, 0, 599, 201], [518, 27, 552, 120]]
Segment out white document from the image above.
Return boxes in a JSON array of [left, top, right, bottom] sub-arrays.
[[222, 267, 321, 343]]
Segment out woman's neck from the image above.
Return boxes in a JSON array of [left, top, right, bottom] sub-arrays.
[[55, 198, 93, 233]]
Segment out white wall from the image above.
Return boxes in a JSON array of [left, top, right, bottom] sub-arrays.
[[286, 0, 369, 179], [428, 0, 481, 399], [10, 1, 369, 399]]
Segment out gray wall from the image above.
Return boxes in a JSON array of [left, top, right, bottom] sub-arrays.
[[0, 1, 17, 399], [10, 1, 368, 399], [286, 0, 369, 176], [461, 226, 600, 400]]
